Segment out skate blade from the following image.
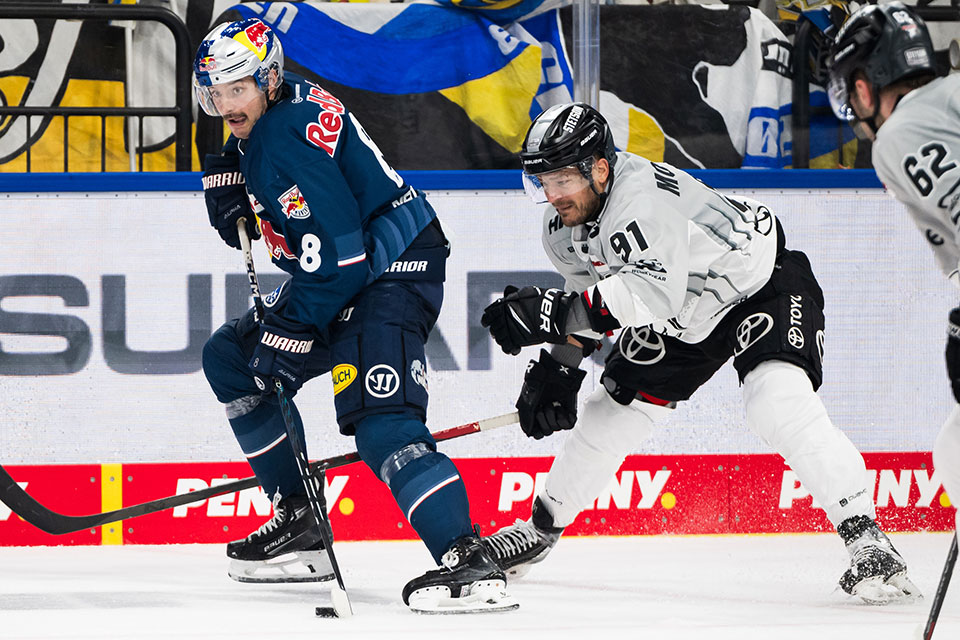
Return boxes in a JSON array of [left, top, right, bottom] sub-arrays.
[[229, 550, 334, 584], [408, 580, 519, 615], [851, 572, 922, 605]]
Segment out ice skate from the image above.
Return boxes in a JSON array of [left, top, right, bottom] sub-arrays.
[[482, 497, 563, 578], [227, 493, 334, 583], [837, 515, 920, 605], [402, 536, 519, 614]]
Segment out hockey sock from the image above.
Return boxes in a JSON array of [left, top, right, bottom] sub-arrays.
[[229, 400, 306, 500], [390, 452, 473, 563], [355, 413, 473, 562]]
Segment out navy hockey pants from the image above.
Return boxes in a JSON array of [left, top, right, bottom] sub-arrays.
[[201, 277, 472, 562]]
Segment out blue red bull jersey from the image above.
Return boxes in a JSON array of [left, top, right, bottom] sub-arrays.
[[238, 72, 437, 331]]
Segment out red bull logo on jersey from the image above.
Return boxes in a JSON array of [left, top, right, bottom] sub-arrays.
[[278, 185, 311, 220], [260, 220, 296, 262]]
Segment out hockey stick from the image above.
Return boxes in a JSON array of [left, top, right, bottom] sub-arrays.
[[0, 414, 518, 537], [235, 219, 355, 616], [919, 533, 958, 640]]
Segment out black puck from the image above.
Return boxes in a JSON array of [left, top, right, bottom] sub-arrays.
[[315, 606, 338, 618]]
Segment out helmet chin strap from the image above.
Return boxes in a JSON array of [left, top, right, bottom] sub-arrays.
[[852, 84, 883, 140], [586, 162, 615, 222], [266, 82, 287, 110]]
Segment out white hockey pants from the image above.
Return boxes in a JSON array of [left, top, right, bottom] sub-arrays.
[[742, 360, 875, 527], [538, 386, 673, 528]]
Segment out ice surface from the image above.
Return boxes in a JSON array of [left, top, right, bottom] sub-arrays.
[[0, 532, 957, 640]]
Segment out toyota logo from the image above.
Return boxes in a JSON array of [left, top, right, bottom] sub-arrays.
[[734, 313, 774, 356], [787, 326, 805, 349], [754, 205, 774, 235], [619, 326, 666, 365]]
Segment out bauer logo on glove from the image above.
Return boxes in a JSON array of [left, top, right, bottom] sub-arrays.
[[481, 285, 576, 355]]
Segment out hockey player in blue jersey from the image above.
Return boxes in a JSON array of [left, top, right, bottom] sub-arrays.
[[194, 18, 515, 613]]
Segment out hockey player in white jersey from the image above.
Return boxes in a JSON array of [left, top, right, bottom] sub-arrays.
[[827, 1, 960, 540], [478, 102, 918, 604]]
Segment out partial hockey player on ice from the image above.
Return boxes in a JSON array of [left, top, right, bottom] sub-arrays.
[[478, 102, 918, 604], [193, 18, 515, 613], [827, 0, 960, 546]]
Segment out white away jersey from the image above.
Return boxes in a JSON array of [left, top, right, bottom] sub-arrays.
[[872, 74, 960, 286], [542, 152, 779, 343]]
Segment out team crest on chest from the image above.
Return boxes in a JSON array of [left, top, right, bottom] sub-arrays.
[[278, 184, 311, 219]]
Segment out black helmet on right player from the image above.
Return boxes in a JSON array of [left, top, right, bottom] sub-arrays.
[[520, 103, 617, 204], [825, 2, 935, 122]]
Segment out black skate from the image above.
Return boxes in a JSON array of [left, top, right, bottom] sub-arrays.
[[482, 497, 563, 578], [227, 493, 334, 583], [837, 515, 920, 604], [402, 536, 519, 614]]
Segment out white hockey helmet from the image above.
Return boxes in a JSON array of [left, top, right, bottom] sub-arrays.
[[193, 18, 284, 117]]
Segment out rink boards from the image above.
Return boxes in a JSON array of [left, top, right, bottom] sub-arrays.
[[0, 170, 956, 546], [0, 451, 954, 546]]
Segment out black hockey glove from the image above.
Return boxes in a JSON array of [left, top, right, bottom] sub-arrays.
[[202, 153, 260, 250], [249, 315, 316, 395], [946, 306, 960, 403], [481, 285, 576, 356], [516, 349, 587, 440]]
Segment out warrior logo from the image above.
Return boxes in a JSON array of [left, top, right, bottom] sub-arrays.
[[619, 326, 666, 365], [816, 330, 825, 363], [365, 364, 399, 398], [410, 359, 428, 392], [733, 313, 774, 356]]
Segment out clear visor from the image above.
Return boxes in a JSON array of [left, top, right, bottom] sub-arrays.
[[826, 75, 856, 122], [194, 78, 265, 117], [522, 160, 593, 205]]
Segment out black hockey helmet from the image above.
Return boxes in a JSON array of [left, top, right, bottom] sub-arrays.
[[825, 1, 935, 122], [520, 102, 617, 176]]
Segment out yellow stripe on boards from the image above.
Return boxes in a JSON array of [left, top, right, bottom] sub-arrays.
[[101, 463, 123, 546]]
